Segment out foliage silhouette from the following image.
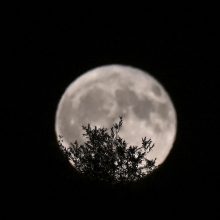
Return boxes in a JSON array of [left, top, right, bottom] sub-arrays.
[[58, 116, 160, 186]]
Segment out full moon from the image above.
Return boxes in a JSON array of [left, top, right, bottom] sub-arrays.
[[55, 64, 177, 173]]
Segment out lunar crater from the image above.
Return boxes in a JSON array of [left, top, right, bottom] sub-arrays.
[[151, 84, 162, 96]]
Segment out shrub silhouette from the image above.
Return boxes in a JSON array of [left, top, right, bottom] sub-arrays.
[[58, 116, 159, 185]]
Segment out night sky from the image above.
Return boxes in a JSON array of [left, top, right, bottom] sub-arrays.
[[5, 2, 218, 218]]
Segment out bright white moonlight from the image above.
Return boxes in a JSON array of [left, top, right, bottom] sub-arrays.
[[55, 64, 177, 173]]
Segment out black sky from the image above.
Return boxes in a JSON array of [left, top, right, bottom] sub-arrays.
[[5, 2, 218, 218]]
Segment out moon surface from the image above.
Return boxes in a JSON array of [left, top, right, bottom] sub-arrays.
[[55, 64, 177, 174]]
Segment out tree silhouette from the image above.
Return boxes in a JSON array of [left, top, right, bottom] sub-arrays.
[[58, 116, 159, 186]]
